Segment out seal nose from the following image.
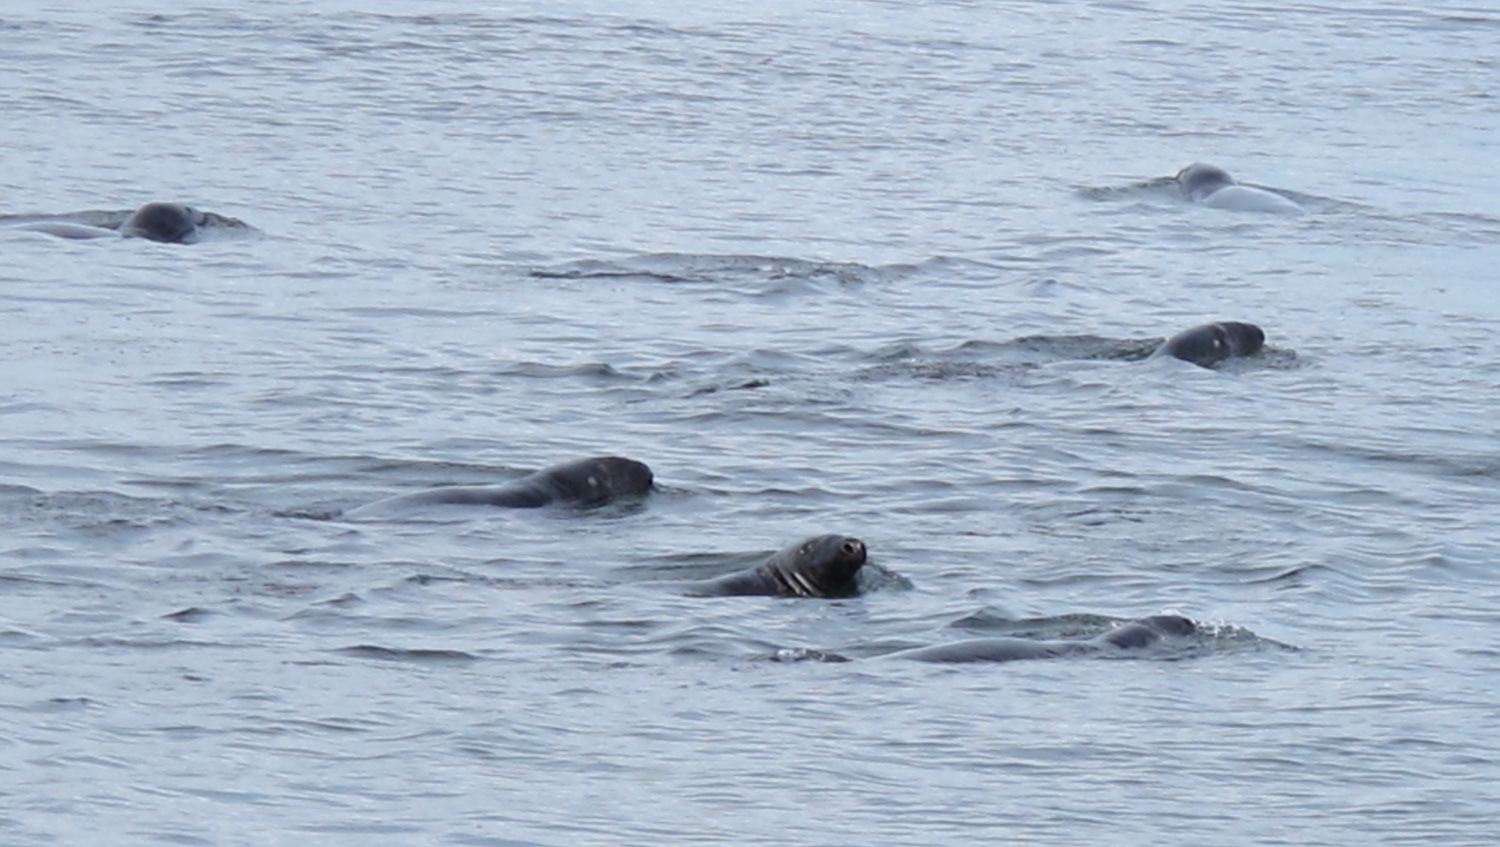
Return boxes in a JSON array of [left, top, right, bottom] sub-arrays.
[[841, 539, 866, 560]]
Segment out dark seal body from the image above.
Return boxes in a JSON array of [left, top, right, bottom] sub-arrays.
[[345, 456, 654, 518], [887, 614, 1198, 663], [119, 202, 250, 243], [1154, 321, 1266, 368], [3, 202, 252, 243], [1174, 162, 1303, 214], [119, 202, 202, 243], [676, 534, 868, 598]]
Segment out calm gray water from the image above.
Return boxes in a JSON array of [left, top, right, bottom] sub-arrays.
[[4, 1, 1499, 844]]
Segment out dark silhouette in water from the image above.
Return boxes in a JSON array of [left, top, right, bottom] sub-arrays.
[[344, 456, 654, 518], [1, 202, 253, 243], [1153, 321, 1266, 368], [656, 534, 869, 598], [886, 615, 1199, 663], [118, 202, 212, 243]]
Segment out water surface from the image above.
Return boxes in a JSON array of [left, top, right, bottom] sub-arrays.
[[3, 2, 1499, 845]]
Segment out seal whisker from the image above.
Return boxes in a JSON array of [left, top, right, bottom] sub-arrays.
[[661, 534, 868, 598]]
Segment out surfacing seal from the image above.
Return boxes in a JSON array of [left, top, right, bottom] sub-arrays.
[[1152, 321, 1266, 368], [668, 534, 869, 598], [344, 456, 654, 518], [118, 202, 250, 243], [2, 202, 253, 243], [886, 614, 1198, 663], [1175, 163, 1303, 215]]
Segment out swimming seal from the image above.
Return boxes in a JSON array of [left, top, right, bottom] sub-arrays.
[[886, 614, 1198, 663], [344, 456, 654, 518], [1152, 321, 1266, 368], [118, 202, 208, 243], [1175, 163, 1303, 215], [119, 202, 253, 243], [668, 534, 868, 598], [2, 202, 252, 243]]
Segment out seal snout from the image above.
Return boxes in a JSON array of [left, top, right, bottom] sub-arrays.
[[841, 538, 866, 562], [1225, 321, 1266, 356]]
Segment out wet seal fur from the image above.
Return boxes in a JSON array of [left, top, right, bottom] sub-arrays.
[[1152, 321, 1266, 368], [668, 534, 868, 598], [887, 614, 1197, 663], [118, 202, 247, 243], [3, 202, 252, 243], [344, 456, 654, 518], [1175, 163, 1303, 215]]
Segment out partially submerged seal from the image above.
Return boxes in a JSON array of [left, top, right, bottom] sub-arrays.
[[2, 202, 252, 243], [1175, 163, 1303, 215], [885, 614, 1198, 663], [344, 456, 654, 518], [665, 534, 869, 598], [1153, 321, 1266, 368], [118, 202, 246, 243]]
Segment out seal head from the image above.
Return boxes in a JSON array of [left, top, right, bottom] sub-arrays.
[[758, 534, 868, 597], [518, 455, 655, 508], [342, 455, 654, 518], [1174, 163, 1304, 214], [674, 534, 869, 598], [119, 202, 206, 243], [1155, 321, 1265, 368], [118, 202, 252, 243], [1175, 163, 1235, 202], [1100, 614, 1197, 648]]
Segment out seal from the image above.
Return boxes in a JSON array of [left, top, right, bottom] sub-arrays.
[[118, 202, 204, 243], [344, 456, 654, 518], [1175, 163, 1304, 214], [2, 202, 252, 243], [1152, 321, 1266, 368], [119, 202, 253, 243], [668, 534, 868, 598], [885, 614, 1198, 663]]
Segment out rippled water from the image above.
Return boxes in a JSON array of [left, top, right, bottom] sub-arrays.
[[4, 2, 1499, 844]]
